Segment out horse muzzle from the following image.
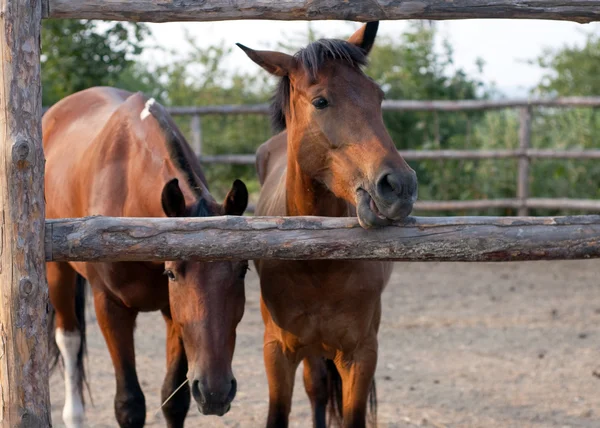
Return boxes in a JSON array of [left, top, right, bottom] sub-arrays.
[[190, 375, 237, 416], [356, 169, 417, 229]]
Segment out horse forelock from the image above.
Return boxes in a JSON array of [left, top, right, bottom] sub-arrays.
[[271, 39, 368, 132]]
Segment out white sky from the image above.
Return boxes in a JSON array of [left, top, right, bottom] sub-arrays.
[[142, 19, 600, 97]]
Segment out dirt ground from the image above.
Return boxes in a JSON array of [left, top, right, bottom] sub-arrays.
[[50, 260, 600, 428]]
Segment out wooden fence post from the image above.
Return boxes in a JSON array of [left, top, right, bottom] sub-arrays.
[[518, 107, 532, 216], [0, 0, 50, 426], [190, 114, 203, 157]]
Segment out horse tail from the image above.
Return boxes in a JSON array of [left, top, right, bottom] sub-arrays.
[[48, 273, 89, 403], [325, 359, 378, 427], [368, 378, 378, 427], [325, 359, 343, 427]]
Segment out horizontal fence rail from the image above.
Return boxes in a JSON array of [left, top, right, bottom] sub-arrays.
[[43, 97, 600, 116], [165, 97, 600, 116], [413, 199, 600, 212], [199, 149, 600, 164], [43, 0, 600, 23], [46, 215, 600, 262]]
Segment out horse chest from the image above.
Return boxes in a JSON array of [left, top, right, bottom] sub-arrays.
[[258, 260, 391, 348]]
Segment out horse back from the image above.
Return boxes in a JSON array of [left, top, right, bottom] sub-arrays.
[[255, 131, 288, 217], [43, 86, 192, 221]]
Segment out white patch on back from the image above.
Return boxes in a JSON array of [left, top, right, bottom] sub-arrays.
[[56, 328, 85, 428], [140, 97, 156, 121]]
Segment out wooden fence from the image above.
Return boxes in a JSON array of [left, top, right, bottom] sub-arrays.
[[168, 97, 600, 216], [3, 0, 600, 425], [46, 215, 600, 262], [44, 1, 600, 23]]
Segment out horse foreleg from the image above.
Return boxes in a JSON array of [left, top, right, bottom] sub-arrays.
[[263, 326, 298, 428], [302, 357, 328, 428], [48, 262, 85, 428], [334, 341, 378, 428], [93, 288, 146, 428], [160, 308, 190, 428]]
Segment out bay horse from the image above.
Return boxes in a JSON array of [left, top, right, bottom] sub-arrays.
[[43, 87, 249, 428], [238, 22, 417, 427]]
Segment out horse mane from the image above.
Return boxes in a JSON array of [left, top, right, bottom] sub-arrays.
[[271, 39, 369, 132], [143, 98, 211, 216]]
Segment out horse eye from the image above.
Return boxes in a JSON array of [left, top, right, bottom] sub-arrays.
[[312, 97, 329, 110], [163, 270, 176, 281]]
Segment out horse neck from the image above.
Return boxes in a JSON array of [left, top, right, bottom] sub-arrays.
[[284, 137, 350, 217], [127, 149, 202, 218]]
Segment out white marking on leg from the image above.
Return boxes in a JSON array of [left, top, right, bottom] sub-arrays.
[[140, 98, 155, 120], [56, 328, 84, 428]]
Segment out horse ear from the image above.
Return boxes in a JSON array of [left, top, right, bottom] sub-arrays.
[[161, 178, 186, 217], [223, 179, 248, 216], [236, 43, 295, 77], [347, 21, 379, 55]]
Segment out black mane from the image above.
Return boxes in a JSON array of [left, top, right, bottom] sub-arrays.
[[145, 97, 212, 216], [271, 39, 369, 132]]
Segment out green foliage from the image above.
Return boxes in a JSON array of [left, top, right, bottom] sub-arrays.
[[524, 32, 600, 213], [533, 33, 600, 96], [41, 20, 149, 105]]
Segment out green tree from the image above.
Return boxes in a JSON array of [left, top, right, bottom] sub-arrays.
[[526, 32, 600, 210], [457, 30, 600, 216], [533, 33, 600, 96], [41, 20, 149, 105]]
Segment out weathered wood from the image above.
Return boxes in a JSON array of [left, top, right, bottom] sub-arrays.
[[382, 97, 600, 111], [169, 104, 270, 116], [200, 154, 257, 164], [43, 0, 600, 23], [518, 107, 532, 216], [414, 199, 522, 211], [0, 0, 50, 426], [198, 149, 600, 165], [45, 215, 600, 262], [164, 98, 600, 117], [42, 97, 600, 117], [526, 149, 600, 159], [413, 199, 600, 212], [526, 198, 600, 211]]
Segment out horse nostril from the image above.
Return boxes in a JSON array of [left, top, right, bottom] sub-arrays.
[[406, 171, 418, 200], [228, 378, 237, 401], [191, 379, 203, 403], [377, 173, 402, 200]]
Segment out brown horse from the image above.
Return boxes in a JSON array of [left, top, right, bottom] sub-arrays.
[[43, 87, 248, 428], [238, 22, 417, 427]]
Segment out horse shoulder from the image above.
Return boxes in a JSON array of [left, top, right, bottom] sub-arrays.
[[256, 131, 287, 184]]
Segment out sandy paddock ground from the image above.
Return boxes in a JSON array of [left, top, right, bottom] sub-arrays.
[[50, 260, 600, 427]]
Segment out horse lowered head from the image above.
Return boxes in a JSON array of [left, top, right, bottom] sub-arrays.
[[161, 177, 248, 416]]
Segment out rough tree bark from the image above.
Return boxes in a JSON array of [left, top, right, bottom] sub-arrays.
[[0, 0, 50, 426], [43, 0, 600, 23], [46, 215, 600, 262]]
